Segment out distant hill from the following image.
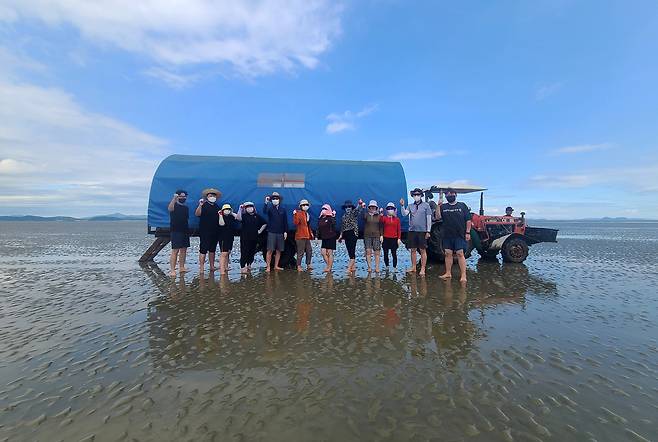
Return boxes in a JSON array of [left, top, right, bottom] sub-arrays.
[[530, 217, 657, 222], [0, 213, 146, 222]]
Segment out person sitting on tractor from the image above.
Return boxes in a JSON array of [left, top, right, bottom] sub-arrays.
[[503, 206, 514, 218], [436, 188, 472, 283]]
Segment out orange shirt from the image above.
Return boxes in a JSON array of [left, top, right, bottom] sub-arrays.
[[293, 210, 313, 240]]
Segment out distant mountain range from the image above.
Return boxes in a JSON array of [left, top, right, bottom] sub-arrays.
[[0, 213, 146, 222]]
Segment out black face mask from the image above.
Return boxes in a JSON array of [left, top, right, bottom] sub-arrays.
[[446, 195, 456, 203], [178, 197, 187, 203]]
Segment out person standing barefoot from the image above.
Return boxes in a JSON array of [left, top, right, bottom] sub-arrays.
[[168, 190, 190, 277], [337, 199, 362, 273], [318, 204, 337, 272], [400, 188, 432, 276], [436, 189, 471, 283]]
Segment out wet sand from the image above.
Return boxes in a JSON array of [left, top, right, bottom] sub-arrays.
[[0, 220, 657, 441]]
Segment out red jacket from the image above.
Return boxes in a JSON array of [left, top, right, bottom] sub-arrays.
[[381, 215, 401, 239]]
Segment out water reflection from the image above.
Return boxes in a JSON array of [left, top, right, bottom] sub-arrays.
[[142, 263, 557, 372]]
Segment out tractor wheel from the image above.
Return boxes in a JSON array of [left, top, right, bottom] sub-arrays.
[[501, 237, 529, 263]]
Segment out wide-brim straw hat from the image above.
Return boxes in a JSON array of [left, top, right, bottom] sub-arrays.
[[201, 188, 221, 198]]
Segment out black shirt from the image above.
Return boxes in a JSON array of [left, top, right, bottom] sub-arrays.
[[318, 216, 337, 240], [240, 213, 266, 240], [169, 203, 189, 233], [198, 202, 221, 234], [440, 202, 471, 238]]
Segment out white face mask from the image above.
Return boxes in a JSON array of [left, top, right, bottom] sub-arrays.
[[301, 205, 309, 211], [223, 209, 231, 215], [272, 199, 280, 206], [207, 196, 217, 203], [246, 207, 254, 214], [387, 209, 395, 216], [413, 195, 421, 202]]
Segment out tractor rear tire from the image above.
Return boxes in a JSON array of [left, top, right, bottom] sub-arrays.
[[501, 237, 529, 263]]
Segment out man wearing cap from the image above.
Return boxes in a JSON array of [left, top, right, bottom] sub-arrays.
[[436, 189, 472, 283], [400, 188, 433, 276], [263, 192, 289, 271], [362, 200, 383, 273], [293, 199, 314, 272], [235, 202, 267, 273], [218, 203, 238, 274], [168, 190, 190, 276], [195, 188, 222, 273]]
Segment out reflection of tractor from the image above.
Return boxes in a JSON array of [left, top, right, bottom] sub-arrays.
[[424, 185, 558, 263]]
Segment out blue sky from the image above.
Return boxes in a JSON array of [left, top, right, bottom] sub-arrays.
[[1, 0, 657, 218]]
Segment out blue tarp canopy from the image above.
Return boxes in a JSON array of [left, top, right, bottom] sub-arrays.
[[148, 155, 409, 232]]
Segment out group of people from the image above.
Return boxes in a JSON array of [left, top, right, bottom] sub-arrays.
[[167, 187, 472, 282]]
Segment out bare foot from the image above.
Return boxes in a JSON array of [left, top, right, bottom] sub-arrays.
[[323, 267, 330, 273], [180, 267, 189, 273], [374, 268, 380, 273], [266, 267, 271, 273], [406, 267, 416, 273], [419, 270, 426, 277], [307, 265, 313, 270], [439, 273, 452, 280], [297, 266, 303, 272], [460, 276, 467, 283], [367, 267, 372, 273], [275, 266, 284, 271], [209, 267, 216, 272], [169, 270, 176, 277], [240, 267, 248, 274]]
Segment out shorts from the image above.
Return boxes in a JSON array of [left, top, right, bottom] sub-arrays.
[[199, 233, 218, 254], [171, 231, 190, 249], [267, 232, 285, 251], [443, 236, 467, 252], [218, 235, 234, 253], [363, 236, 381, 251], [406, 231, 427, 250], [321, 238, 337, 250]]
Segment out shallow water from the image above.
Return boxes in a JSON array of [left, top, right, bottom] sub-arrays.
[[0, 220, 657, 442]]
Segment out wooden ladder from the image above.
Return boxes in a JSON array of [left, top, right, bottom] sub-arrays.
[[139, 236, 171, 262]]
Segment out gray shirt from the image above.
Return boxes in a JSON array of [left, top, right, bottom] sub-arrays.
[[401, 201, 432, 232]]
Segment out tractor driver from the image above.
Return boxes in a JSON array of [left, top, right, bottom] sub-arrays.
[[436, 188, 471, 283], [503, 206, 514, 218]]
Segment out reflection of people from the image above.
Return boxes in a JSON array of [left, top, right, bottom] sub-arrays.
[[363, 200, 383, 273], [195, 188, 222, 273], [235, 201, 267, 273], [318, 204, 337, 273], [400, 188, 432, 276], [263, 192, 288, 272], [168, 190, 190, 277], [437, 189, 472, 283], [503, 206, 514, 218], [338, 199, 363, 273], [381, 202, 402, 271], [293, 199, 314, 272]]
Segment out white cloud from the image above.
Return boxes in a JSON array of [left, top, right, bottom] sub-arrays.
[[325, 104, 378, 134], [0, 0, 342, 82], [535, 82, 563, 101], [530, 164, 658, 191], [389, 150, 447, 161], [550, 143, 612, 155], [143, 67, 202, 90], [0, 77, 169, 216]]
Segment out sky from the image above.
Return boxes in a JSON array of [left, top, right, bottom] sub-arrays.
[[1, 0, 657, 219]]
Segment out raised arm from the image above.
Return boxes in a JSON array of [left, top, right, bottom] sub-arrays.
[[399, 198, 410, 216], [195, 199, 204, 217], [218, 211, 225, 226], [168, 193, 178, 212]]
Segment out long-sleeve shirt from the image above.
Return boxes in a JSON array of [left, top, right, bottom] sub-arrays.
[[235, 208, 267, 240], [381, 216, 401, 239], [340, 206, 362, 233], [363, 212, 383, 238], [262, 202, 288, 234], [293, 210, 313, 240], [401, 201, 432, 232]]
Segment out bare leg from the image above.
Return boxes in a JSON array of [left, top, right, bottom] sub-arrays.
[[328, 250, 334, 271], [208, 252, 216, 271], [348, 258, 355, 272], [419, 249, 427, 276], [440, 250, 453, 279], [199, 253, 206, 272], [274, 251, 283, 270], [406, 249, 417, 272], [457, 250, 467, 283], [374, 250, 380, 273], [266, 250, 273, 272], [366, 249, 372, 272], [179, 248, 188, 272], [170, 249, 179, 276]]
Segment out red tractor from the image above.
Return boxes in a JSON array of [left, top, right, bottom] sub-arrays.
[[423, 185, 558, 263]]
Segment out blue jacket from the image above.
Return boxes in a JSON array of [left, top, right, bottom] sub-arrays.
[[263, 202, 289, 234]]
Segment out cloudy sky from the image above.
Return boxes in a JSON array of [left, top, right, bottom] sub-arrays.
[[1, 0, 657, 218]]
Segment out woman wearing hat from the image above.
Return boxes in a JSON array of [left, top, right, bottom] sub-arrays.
[[362, 199, 383, 273], [195, 188, 222, 273], [317, 204, 337, 273], [381, 202, 402, 271], [218, 203, 238, 274], [293, 199, 314, 272], [337, 199, 363, 273], [235, 201, 267, 273]]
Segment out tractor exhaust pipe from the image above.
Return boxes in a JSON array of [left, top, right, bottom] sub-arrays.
[[479, 192, 484, 216]]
